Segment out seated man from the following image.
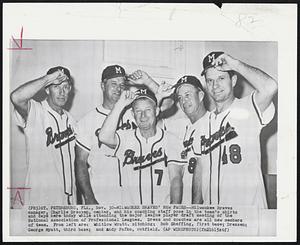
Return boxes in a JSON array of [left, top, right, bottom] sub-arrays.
[[98, 88, 187, 204]]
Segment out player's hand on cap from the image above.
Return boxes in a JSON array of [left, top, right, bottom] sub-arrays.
[[46, 69, 69, 86], [157, 81, 174, 98], [118, 87, 138, 107], [127, 70, 154, 87], [213, 53, 238, 72]]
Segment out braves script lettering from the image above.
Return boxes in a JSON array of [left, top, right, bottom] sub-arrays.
[[117, 120, 137, 130], [181, 136, 194, 159], [45, 125, 75, 148], [200, 122, 238, 154], [183, 136, 194, 148], [123, 147, 166, 170]]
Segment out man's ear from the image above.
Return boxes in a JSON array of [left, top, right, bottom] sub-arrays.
[[198, 90, 205, 103], [156, 107, 160, 117], [101, 80, 105, 91], [45, 87, 50, 95], [231, 74, 238, 88]]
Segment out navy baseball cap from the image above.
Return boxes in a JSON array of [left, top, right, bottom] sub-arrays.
[[133, 88, 157, 106], [47, 66, 71, 80], [46, 66, 72, 87], [201, 51, 224, 76], [173, 75, 204, 94], [102, 65, 126, 81]]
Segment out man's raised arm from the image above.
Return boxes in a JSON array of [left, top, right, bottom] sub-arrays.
[[98, 90, 136, 148], [213, 53, 278, 112], [10, 70, 68, 120], [127, 70, 174, 112]]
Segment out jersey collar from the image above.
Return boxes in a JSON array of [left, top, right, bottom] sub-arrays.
[[189, 111, 210, 130], [42, 100, 66, 118], [211, 98, 238, 120], [96, 105, 111, 116], [135, 126, 163, 145]]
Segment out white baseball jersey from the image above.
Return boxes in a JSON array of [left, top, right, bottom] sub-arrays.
[[75, 105, 137, 204], [115, 127, 186, 205], [13, 100, 76, 205], [163, 115, 207, 204], [192, 92, 275, 208]]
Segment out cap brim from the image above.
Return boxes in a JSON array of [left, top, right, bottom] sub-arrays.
[[201, 65, 216, 76], [103, 74, 125, 81], [45, 78, 71, 88], [134, 95, 157, 105]]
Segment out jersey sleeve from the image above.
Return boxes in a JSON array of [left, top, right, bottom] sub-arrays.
[[251, 91, 275, 126], [164, 132, 187, 166], [75, 115, 93, 152], [13, 99, 41, 129]]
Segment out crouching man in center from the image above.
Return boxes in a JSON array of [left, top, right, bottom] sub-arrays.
[[98, 88, 187, 205]]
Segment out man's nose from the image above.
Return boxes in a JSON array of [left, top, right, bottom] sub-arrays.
[[212, 80, 219, 89], [116, 84, 123, 92], [59, 87, 65, 95]]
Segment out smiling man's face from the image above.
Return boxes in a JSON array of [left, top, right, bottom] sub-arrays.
[[102, 76, 126, 104], [176, 84, 202, 117], [205, 67, 236, 103]]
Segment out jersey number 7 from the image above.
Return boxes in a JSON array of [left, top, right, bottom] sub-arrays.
[[154, 169, 163, 185]]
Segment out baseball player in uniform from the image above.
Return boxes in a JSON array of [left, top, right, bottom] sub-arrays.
[[10, 66, 76, 205], [75, 65, 137, 204], [98, 88, 187, 204], [192, 52, 277, 208], [125, 70, 195, 204], [166, 75, 210, 204]]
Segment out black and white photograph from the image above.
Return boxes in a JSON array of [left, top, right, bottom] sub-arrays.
[[3, 3, 296, 242]]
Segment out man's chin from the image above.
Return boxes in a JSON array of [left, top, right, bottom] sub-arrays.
[[138, 123, 152, 130], [183, 107, 194, 115], [112, 94, 121, 101], [212, 95, 226, 103], [56, 100, 67, 107]]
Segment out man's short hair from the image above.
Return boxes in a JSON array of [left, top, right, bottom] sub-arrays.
[[228, 70, 236, 78]]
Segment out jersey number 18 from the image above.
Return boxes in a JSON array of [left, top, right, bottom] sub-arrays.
[[222, 144, 242, 164]]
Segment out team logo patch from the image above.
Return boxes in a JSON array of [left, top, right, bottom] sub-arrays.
[[181, 76, 187, 84], [115, 66, 122, 74], [140, 89, 147, 94], [208, 53, 216, 64]]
